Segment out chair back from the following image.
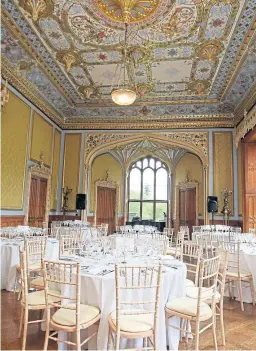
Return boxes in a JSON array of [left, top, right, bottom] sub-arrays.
[[114, 264, 162, 335], [20, 251, 29, 305], [215, 249, 229, 300], [151, 234, 168, 255], [197, 256, 221, 309], [182, 242, 202, 286], [219, 241, 241, 277], [43, 260, 81, 329], [59, 233, 83, 258], [24, 236, 47, 268], [180, 226, 190, 240]]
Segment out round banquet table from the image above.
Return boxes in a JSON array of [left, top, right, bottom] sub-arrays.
[[0, 238, 59, 291], [57, 256, 186, 351]]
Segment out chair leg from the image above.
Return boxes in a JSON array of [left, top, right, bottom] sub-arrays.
[[228, 280, 232, 299], [76, 329, 81, 351], [195, 320, 200, 351], [43, 316, 50, 351], [219, 302, 225, 346], [107, 328, 112, 351], [212, 310, 218, 351], [22, 309, 28, 350], [115, 332, 120, 351], [153, 331, 157, 351], [238, 279, 244, 311], [19, 307, 24, 338], [249, 279, 255, 305]]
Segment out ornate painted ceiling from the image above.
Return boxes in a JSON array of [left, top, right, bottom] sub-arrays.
[[1, 0, 256, 129]]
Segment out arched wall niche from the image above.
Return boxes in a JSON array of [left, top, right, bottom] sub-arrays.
[[83, 132, 209, 226]]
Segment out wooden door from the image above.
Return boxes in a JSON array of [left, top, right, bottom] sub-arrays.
[[28, 176, 48, 227], [243, 141, 256, 231], [96, 187, 116, 234], [179, 187, 196, 235]]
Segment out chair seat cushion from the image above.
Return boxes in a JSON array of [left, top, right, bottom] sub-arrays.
[[110, 309, 154, 333], [30, 277, 44, 287], [186, 286, 221, 301], [166, 297, 212, 321], [52, 304, 100, 326], [226, 271, 252, 279], [185, 279, 195, 287], [25, 289, 60, 306]]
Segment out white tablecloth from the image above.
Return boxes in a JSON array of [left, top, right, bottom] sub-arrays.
[[1, 238, 59, 291], [58, 256, 186, 351], [224, 245, 256, 303]]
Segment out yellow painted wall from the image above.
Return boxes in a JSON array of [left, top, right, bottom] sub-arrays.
[[30, 111, 53, 166], [50, 130, 61, 210], [237, 141, 243, 216], [90, 153, 122, 213], [213, 132, 234, 214], [1, 91, 30, 209], [63, 134, 82, 211], [175, 153, 203, 215]]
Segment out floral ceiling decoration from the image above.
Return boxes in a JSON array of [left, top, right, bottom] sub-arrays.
[[1, 0, 256, 129]]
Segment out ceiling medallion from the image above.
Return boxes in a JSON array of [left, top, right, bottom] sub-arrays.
[[95, 0, 161, 24], [56, 49, 81, 73]]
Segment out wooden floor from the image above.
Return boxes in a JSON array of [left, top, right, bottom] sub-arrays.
[[1, 290, 256, 350]]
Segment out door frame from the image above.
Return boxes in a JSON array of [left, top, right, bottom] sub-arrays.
[[175, 180, 199, 232], [24, 163, 51, 225], [94, 176, 119, 228]]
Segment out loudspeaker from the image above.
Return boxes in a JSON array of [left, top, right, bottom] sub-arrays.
[[76, 194, 86, 210], [207, 196, 218, 213]]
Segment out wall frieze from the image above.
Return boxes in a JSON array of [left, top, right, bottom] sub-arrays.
[[84, 132, 209, 167], [65, 120, 234, 130], [234, 83, 256, 125], [235, 105, 256, 147]]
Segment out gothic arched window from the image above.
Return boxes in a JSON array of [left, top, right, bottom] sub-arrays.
[[128, 156, 168, 221]]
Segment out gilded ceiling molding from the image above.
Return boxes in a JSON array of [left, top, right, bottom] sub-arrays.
[[235, 105, 256, 147], [1, 55, 64, 127], [64, 119, 233, 130]]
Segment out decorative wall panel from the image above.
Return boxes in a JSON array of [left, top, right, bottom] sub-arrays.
[[90, 153, 122, 213], [175, 153, 203, 216], [244, 142, 256, 231], [63, 134, 81, 211], [1, 91, 30, 209], [30, 111, 53, 166], [50, 129, 61, 210], [213, 132, 234, 214], [237, 142, 243, 216]]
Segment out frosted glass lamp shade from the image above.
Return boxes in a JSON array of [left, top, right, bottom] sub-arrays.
[[111, 89, 136, 105]]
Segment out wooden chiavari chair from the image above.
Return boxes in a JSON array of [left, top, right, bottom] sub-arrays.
[[166, 231, 184, 259], [180, 226, 190, 240], [220, 241, 255, 311], [59, 235, 83, 259], [15, 237, 48, 295], [182, 242, 203, 288], [186, 249, 229, 346], [166, 255, 221, 350], [108, 264, 162, 350], [43, 260, 101, 350], [19, 252, 61, 350]]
